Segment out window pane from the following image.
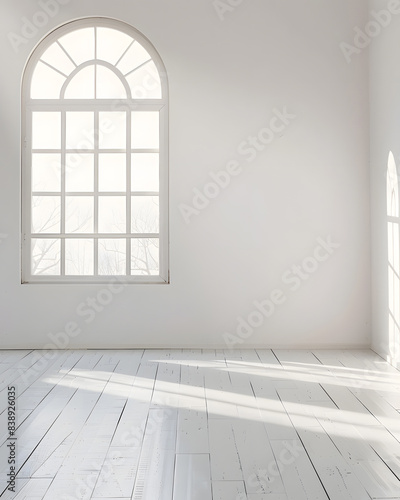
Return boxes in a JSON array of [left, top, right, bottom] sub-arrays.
[[131, 153, 159, 191], [32, 154, 61, 192], [96, 65, 127, 99], [65, 239, 94, 275], [66, 154, 94, 192], [65, 196, 94, 233], [127, 61, 162, 99], [31, 62, 66, 99], [98, 196, 126, 233], [64, 66, 95, 99], [388, 222, 400, 273], [99, 154, 126, 192], [131, 196, 159, 233], [132, 111, 159, 149], [32, 196, 60, 233], [97, 28, 133, 65], [40, 42, 76, 75], [32, 238, 60, 275], [116, 41, 151, 76], [99, 112, 126, 149], [131, 238, 159, 275], [98, 239, 126, 275], [387, 152, 399, 217], [66, 112, 95, 150], [58, 28, 95, 66], [32, 112, 61, 149]]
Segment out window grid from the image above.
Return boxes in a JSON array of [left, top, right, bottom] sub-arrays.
[[28, 110, 161, 274], [22, 19, 168, 284]]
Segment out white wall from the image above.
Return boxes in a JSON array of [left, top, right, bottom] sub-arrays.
[[370, 0, 400, 367], [0, 0, 370, 349]]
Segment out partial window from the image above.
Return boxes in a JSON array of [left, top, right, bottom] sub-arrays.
[[22, 18, 169, 283], [387, 152, 400, 362]]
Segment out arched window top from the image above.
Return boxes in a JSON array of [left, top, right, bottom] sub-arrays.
[[27, 19, 166, 101]]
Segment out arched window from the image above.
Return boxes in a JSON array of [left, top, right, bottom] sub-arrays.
[[22, 18, 169, 283], [387, 152, 400, 363]]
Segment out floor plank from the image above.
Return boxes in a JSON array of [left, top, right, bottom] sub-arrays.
[[173, 454, 212, 500], [269, 439, 328, 500], [208, 419, 243, 481], [211, 480, 246, 500], [0, 348, 398, 499]]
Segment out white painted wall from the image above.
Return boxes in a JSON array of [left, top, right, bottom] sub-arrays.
[[0, 0, 370, 349], [370, 0, 400, 366]]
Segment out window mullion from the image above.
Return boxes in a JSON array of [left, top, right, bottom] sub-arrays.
[[126, 109, 132, 276], [94, 27, 98, 99], [60, 110, 66, 276], [94, 110, 99, 275]]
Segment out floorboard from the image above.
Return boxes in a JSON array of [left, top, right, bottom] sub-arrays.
[[0, 349, 398, 499]]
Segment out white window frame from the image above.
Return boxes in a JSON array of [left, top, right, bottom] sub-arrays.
[[21, 17, 169, 284]]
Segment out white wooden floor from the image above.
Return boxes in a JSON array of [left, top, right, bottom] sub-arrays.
[[0, 349, 400, 499]]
